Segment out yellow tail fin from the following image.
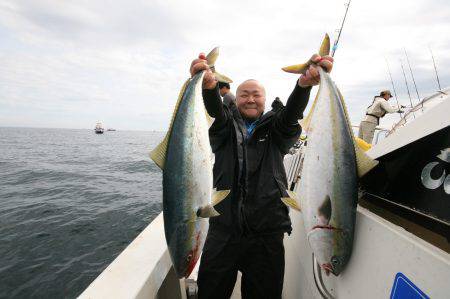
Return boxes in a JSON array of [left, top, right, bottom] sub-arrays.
[[282, 33, 330, 74]]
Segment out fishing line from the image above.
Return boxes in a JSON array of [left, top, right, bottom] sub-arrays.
[[331, 0, 352, 58]]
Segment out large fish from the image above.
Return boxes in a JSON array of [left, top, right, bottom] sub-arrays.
[[281, 35, 378, 276], [150, 48, 231, 278]]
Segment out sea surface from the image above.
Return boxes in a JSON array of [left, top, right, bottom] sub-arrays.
[[0, 127, 165, 298]]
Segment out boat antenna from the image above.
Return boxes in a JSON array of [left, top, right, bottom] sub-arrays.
[[331, 0, 352, 57], [428, 46, 442, 91], [400, 60, 415, 119], [403, 48, 421, 103], [384, 57, 402, 119]]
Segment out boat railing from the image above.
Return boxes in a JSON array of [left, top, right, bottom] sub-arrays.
[[389, 88, 449, 134], [78, 213, 187, 299]]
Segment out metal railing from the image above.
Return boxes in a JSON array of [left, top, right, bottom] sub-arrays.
[[389, 88, 449, 134]]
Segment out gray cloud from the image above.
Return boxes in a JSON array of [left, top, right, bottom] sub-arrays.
[[1, 1, 190, 48], [0, 0, 448, 131]]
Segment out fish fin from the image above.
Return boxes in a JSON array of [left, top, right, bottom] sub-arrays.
[[205, 110, 214, 127], [212, 189, 230, 206], [282, 63, 310, 74], [149, 135, 169, 170], [286, 190, 298, 199], [289, 35, 331, 131], [214, 71, 233, 83], [206, 47, 233, 83], [319, 33, 331, 57], [318, 195, 332, 221], [299, 91, 320, 132], [355, 144, 379, 177], [206, 47, 219, 67], [354, 137, 372, 152], [282, 33, 330, 75], [149, 79, 190, 170], [197, 205, 220, 218], [281, 191, 301, 212], [331, 81, 379, 177]]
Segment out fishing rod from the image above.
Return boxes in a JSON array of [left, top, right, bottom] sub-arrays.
[[400, 60, 415, 119], [403, 48, 421, 103], [384, 57, 402, 119], [429, 46, 442, 91], [331, 0, 352, 57]]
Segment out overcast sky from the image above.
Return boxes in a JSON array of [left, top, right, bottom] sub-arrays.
[[0, 0, 448, 131]]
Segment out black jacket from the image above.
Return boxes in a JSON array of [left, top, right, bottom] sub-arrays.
[[203, 82, 311, 236]]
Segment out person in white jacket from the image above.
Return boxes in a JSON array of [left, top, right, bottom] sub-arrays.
[[358, 90, 404, 143]]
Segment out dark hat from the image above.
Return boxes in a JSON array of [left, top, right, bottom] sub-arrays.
[[218, 82, 230, 89]]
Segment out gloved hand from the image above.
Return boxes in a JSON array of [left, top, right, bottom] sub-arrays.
[[400, 105, 407, 108], [398, 110, 404, 114]]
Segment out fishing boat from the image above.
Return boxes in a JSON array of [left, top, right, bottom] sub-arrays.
[[79, 87, 449, 298], [281, 87, 450, 298], [94, 122, 104, 134]]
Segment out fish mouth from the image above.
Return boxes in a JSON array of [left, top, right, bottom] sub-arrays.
[[312, 225, 341, 231], [321, 262, 335, 276]]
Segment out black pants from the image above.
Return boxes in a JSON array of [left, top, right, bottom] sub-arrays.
[[197, 229, 285, 299]]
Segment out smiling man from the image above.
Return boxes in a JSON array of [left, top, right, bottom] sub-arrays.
[[190, 52, 333, 299]]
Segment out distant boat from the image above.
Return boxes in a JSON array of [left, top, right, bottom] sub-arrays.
[[94, 122, 104, 134], [107, 128, 116, 131]]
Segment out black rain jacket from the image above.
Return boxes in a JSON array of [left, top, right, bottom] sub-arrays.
[[202, 83, 311, 236]]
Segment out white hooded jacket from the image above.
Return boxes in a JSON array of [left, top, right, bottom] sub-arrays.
[[364, 96, 400, 124]]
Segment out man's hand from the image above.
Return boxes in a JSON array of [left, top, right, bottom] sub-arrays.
[[190, 53, 217, 90], [298, 54, 334, 88]]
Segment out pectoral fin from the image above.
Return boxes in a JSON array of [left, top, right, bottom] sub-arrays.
[[197, 189, 231, 218], [197, 205, 220, 218], [212, 189, 230, 206], [281, 190, 301, 212]]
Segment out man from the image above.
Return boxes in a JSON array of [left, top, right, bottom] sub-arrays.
[[218, 81, 236, 106], [358, 90, 404, 144], [190, 52, 333, 299]]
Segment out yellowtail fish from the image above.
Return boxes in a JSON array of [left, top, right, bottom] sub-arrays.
[[150, 47, 231, 278], [282, 35, 378, 275]]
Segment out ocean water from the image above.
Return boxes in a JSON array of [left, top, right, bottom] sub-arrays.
[[0, 127, 164, 298]]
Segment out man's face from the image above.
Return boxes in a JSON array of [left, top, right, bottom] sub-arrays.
[[219, 87, 228, 97], [236, 80, 266, 120], [383, 93, 391, 100]]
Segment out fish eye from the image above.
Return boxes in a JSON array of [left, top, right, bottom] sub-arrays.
[[331, 256, 339, 265], [187, 253, 193, 261]]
